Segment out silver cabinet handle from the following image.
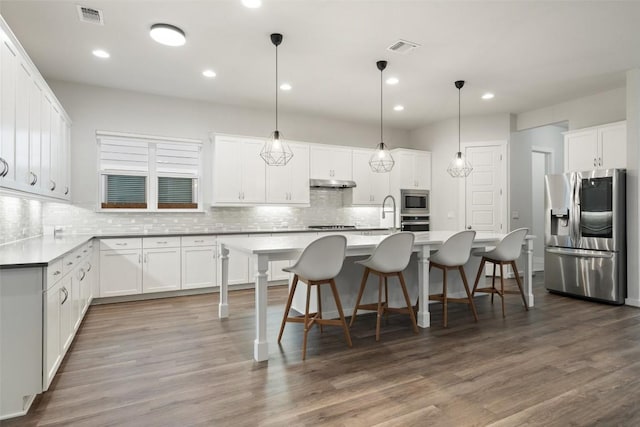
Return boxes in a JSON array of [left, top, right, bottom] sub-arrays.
[[144, 253, 148, 263], [194, 240, 205, 243], [115, 243, 127, 246], [64, 186, 69, 195], [76, 254, 82, 259], [138, 254, 142, 264], [61, 287, 69, 305], [80, 269, 86, 281], [50, 180, 56, 191], [29, 171, 38, 185], [66, 261, 73, 266], [86, 262, 92, 272], [0, 158, 7, 177], [598, 157, 602, 167], [156, 241, 168, 244], [53, 270, 61, 276]]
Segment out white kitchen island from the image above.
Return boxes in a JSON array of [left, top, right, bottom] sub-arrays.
[[218, 231, 534, 362]]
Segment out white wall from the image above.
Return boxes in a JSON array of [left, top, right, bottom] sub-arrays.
[[625, 69, 640, 307], [48, 80, 411, 206], [516, 87, 625, 131], [408, 113, 511, 230]]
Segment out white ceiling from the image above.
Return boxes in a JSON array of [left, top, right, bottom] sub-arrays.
[[2, 1, 639, 130]]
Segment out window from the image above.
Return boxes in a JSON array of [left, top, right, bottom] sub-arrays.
[[97, 131, 202, 211]]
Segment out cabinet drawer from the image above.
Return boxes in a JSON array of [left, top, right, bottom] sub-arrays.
[[100, 238, 142, 251], [181, 235, 217, 247], [143, 236, 181, 249], [62, 251, 83, 275], [46, 259, 64, 289]]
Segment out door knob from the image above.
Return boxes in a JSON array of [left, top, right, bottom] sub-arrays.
[[467, 225, 472, 229]]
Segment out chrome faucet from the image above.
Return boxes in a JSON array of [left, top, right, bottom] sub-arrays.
[[381, 195, 397, 232]]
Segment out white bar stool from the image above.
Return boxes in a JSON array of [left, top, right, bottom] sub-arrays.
[[471, 228, 529, 317], [428, 230, 479, 328], [277, 235, 352, 360], [349, 232, 419, 341]]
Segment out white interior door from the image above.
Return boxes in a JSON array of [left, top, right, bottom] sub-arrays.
[[531, 150, 550, 271], [464, 144, 505, 232]]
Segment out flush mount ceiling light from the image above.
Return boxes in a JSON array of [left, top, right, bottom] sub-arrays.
[[92, 49, 110, 58], [202, 69, 216, 78], [393, 105, 404, 111], [369, 60, 395, 173], [150, 23, 186, 47], [386, 77, 399, 85], [279, 83, 292, 91], [242, 0, 262, 8], [481, 92, 495, 100], [260, 33, 293, 166], [447, 80, 473, 178]]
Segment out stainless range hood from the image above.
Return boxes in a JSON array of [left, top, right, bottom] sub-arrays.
[[309, 179, 357, 189]]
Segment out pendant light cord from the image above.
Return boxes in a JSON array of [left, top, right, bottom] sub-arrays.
[[380, 67, 383, 144], [275, 43, 278, 131], [458, 86, 461, 152]]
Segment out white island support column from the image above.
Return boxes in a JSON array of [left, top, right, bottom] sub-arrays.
[[253, 253, 270, 362], [416, 244, 431, 327], [219, 245, 229, 318], [524, 238, 534, 307]]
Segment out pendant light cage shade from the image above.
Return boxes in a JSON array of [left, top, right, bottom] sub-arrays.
[[370, 60, 394, 173], [369, 142, 395, 173], [260, 130, 293, 166], [447, 80, 473, 178], [262, 33, 293, 166]]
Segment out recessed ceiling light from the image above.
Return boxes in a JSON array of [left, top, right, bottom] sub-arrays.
[[150, 23, 186, 47], [202, 69, 216, 78], [393, 105, 404, 111], [481, 92, 495, 100], [242, 0, 262, 8], [386, 77, 399, 85], [279, 83, 292, 91], [92, 49, 110, 58]]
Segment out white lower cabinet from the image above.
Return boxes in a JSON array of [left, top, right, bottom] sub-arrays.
[[269, 260, 291, 281], [44, 280, 62, 389], [99, 248, 143, 297], [143, 247, 181, 293], [59, 275, 73, 353], [182, 246, 218, 289]]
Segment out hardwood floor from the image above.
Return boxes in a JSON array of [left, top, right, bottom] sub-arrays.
[[5, 274, 640, 426]]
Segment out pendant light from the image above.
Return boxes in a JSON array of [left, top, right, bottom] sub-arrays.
[[260, 33, 293, 166], [447, 80, 473, 178], [369, 60, 395, 173]]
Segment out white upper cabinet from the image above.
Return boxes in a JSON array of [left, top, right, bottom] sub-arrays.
[[266, 142, 310, 205], [212, 135, 266, 205], [565, 121, 626, 172], [309, 145, 352, 181], [0, 17, 71, 200], [390, 148, 431, 190], [347, 149, 390, 205]]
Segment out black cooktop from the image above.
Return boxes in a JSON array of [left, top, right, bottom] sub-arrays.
[[308, 225, 357, 230]]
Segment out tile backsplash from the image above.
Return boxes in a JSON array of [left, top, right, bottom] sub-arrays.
[[0, 194, 43, 245], [40, 189, 382, 236]]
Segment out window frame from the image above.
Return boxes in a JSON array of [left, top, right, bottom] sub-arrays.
[[96, 131, 203, 213]]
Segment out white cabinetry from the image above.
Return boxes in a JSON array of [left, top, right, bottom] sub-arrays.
[[142, 237, 181, 293], [347, 149, 390, 205], [266, 143, 310, 205], [564, 121, 627, 172], [0, 17, 71, 200], [212, 135, 266, 205], [390, 149, 431, 190], [181, 236, 218, 289], [309, 145, 353, 181], [99, 238, 143, 297]]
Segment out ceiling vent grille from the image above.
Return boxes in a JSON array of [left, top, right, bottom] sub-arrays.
[[77, 6, 104, 25], [387, 39, 421, 54]]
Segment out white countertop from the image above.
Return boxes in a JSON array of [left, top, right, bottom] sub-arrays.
[[0, 235, 94, 267]]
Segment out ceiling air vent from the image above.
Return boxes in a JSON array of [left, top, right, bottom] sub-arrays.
[[387, 39, 421, 54], [77, 6, 104, 25]]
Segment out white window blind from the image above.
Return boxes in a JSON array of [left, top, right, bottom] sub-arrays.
[[156, 142, 200, 175], [99, 138, 149, 172]]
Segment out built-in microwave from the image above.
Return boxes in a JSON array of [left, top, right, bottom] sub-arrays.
[[401, 189, 429, 215]]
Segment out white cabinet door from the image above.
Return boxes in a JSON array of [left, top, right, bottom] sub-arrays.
[[81, 258, 93, 314], [227, 247, 250, 285], [310, 145, 352, 181], [599, 123, 626, 169], [240, 140, 266, 203], [182, 246, 217, 289], [394, 151, 416, 189], [565, 130, 598, 172], [14, 61, 30, 190], [414, 151, 431, 190], [49, 104, 62, 197], [370, 167, 390, 203], [40, 94, 52, 193], [71, 268, 83, 331], [99, 249, 143, 297], [143, 248, 181, 293], [0, 35, 17, 186], [28, 77, 42, 193], [269, 260, 291, 281], [266, 142, 309, 205], [44, 281, 62, 390], [59, 275, 73, 352], [351, 150, 375, 205]]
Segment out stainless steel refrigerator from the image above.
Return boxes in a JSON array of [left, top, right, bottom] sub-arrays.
[[544, 169, 626, 304]]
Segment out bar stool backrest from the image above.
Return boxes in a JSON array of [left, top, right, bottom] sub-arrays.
[[288, 235, 347, 281], [364, 232, 415, 273], [490, 228, 529, 261], [431, 230, 476, 267]]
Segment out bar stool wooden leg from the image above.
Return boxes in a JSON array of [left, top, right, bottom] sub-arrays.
[[499, 263, 506, 317], [443, 267, 448, 328], [472, 257, 487, 295], [317, 285, 324, 334], [511, 261, 529, 311], [278, 275, 298, 343], [459, 266, 478, 322], [350, 268, 370, 327], [384, 276, 389, 322], [302, 282, 313, 360], [329, 279, 352, 347], [491, 263, 497, 304], [398, 272, 419, 334], [376, 274, 383, 341]]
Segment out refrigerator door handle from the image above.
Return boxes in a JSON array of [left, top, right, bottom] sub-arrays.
[[570, 173, 581, 245], [546, 247, 614, 259]]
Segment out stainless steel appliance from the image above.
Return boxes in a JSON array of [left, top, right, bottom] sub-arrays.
[[544, 169, 626, 304], [400, 189, 429, 216], [401, 215, 430, 232]]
